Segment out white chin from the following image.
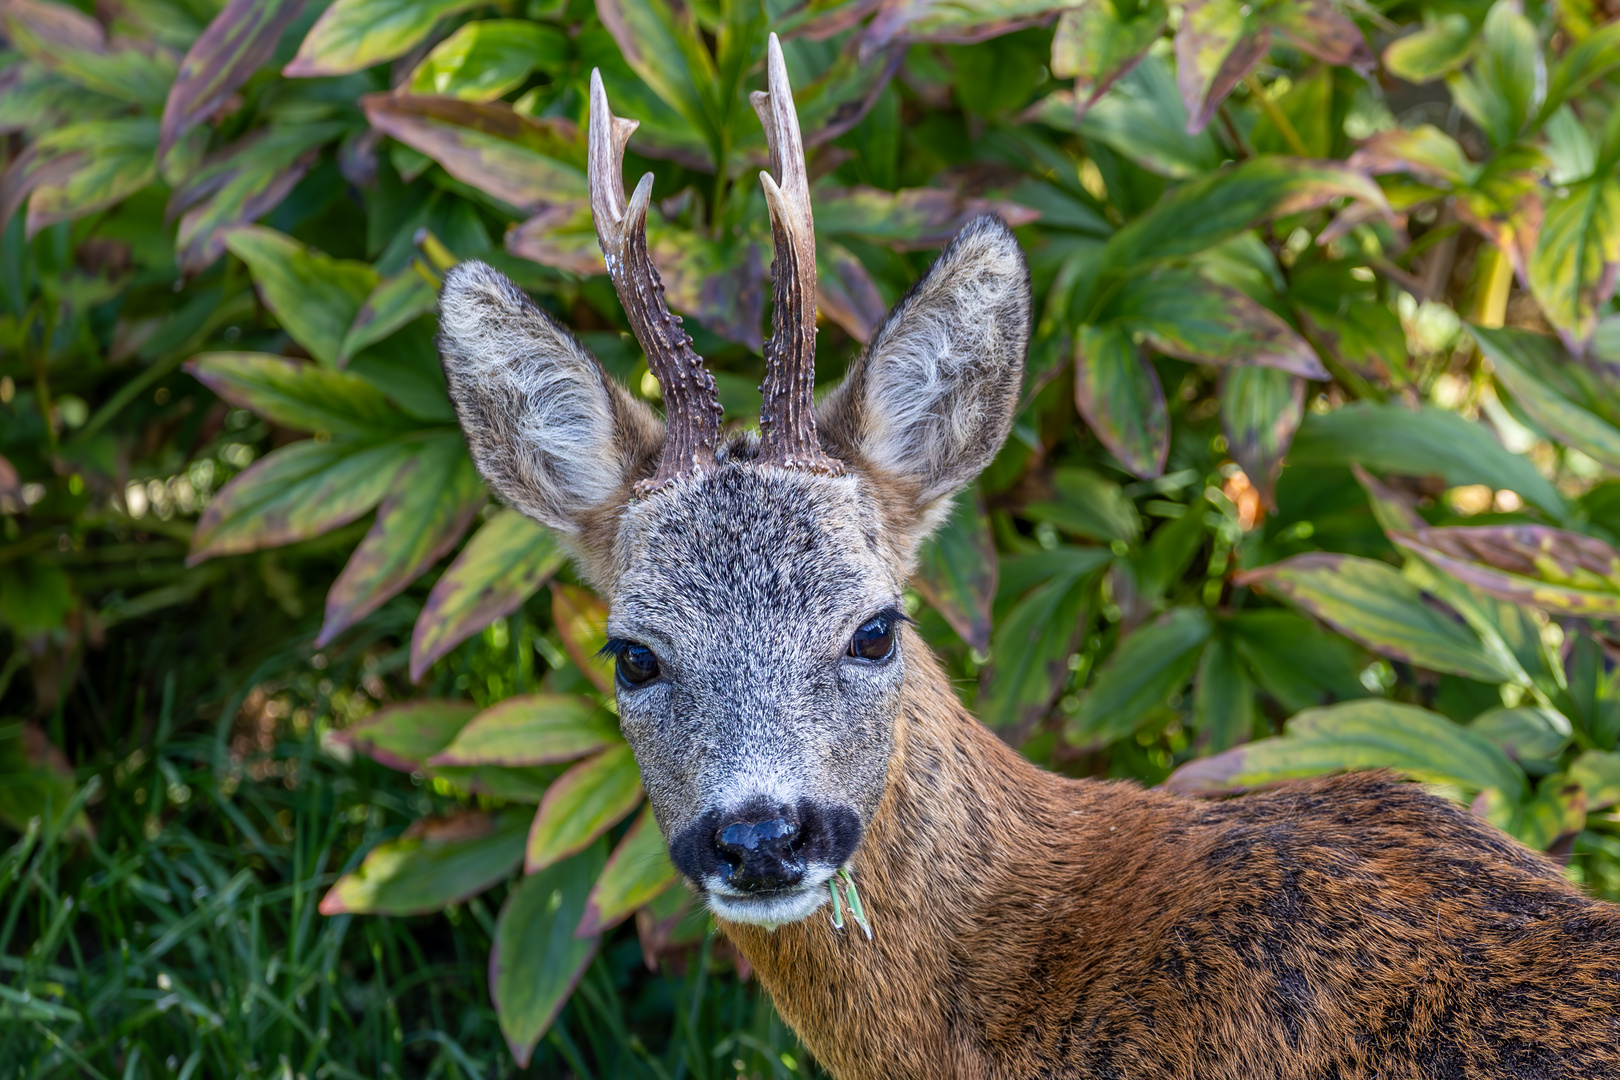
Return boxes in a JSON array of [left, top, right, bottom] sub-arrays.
[[706, 884, 830, 928]]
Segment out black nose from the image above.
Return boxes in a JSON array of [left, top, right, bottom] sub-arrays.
[[714, 814, 803, 892]]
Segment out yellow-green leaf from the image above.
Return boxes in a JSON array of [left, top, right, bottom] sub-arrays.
[[524, 744, 643, 873], [429, 694, 620, 768], [577, 802, 679, 936], [406, 19, 568, 101], [410, 510, 567, 681], [284, 0, 481, 77]]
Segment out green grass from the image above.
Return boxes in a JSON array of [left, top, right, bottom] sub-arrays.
[[1, 609, 821, 1080]]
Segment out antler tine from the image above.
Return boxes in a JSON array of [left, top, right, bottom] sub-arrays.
[[589, 68, 722, 490], [751, 34, 843, 475]]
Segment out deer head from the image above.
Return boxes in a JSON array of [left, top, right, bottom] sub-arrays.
[[437, 35, 1030, 927]]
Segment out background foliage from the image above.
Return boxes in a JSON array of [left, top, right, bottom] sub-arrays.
[[8, 0, 1620, 1073]]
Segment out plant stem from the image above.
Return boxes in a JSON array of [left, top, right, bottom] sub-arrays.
[[1244, 74, 1311, 158]]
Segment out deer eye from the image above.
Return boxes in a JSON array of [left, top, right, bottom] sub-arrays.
[[847, 615, 896, 662], [615, 643, 660, 687]]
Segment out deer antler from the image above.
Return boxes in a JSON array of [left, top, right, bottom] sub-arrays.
[[589, 69, 723, 490], [752, 34, 843, 475]]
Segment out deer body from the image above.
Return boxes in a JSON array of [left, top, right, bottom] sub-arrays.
[[732, 645, 1620, 1078], [437, 35, 1620, 1078]]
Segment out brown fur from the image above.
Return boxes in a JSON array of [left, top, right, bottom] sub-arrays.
[[726, 642, 1620, 1079]]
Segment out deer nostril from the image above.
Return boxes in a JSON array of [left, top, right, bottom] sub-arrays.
[[715, 817, 797, 865]]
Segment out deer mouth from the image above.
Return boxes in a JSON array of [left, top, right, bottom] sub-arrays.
[[702, 869, 836, 928]]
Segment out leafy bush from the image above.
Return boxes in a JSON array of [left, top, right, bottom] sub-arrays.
[[8, 0, 1620, 1070]]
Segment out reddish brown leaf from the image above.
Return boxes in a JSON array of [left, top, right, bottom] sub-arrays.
[[1394, 526, 1620, 618], [549, 582, 614, 693]]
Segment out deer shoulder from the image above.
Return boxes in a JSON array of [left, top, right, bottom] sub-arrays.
[[436, 34, 1620, 1080]]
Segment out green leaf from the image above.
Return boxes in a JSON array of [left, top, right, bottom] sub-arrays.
[[1067, 605, 1210, 749], [0, 561, 73, 639], [340, 698, 478, 771], [406, 20, 568, 101], [1469, 706, 1571, 769], [1237, 553, 1518, 683], [410, 510, 567, 681], [225, 226, 380, 367], [491, 844, 604, 1068], [1446, 0, 1543, 148], [0, 60, 129, 139], [977, 547, 1110, 731], [1514, 776, 1586, 851], [1227, 609, 1370, 713], [1073, 322, 1168, 479], [1383, 12, 1475, 83], [318, 810, 526, 915], [1472, 323, 1620, 472], [913, 491, 998, 652], [524, 744, 643, 873], [595, 0, 716, 150], [159, 0, 307, 159], [814, 185, 1039, 251], [317, 435, 484, 647], [1108, 266, 1329, 379], [1024, 466, 1142, 545], [1287, 402, 1568, 517], [284, 0, 481, 77], [1393, 525, 1620, 619], [1194, 630, 1253, 753], [169, 124, 345, 276], [1346, 124, 1476, 187], [1167, 699, 1526, 799], [429, 695, 621, 768], [1220, 365, 1303, 507], [185, 353, 412, 437], [862, 0, 1074, 51], [188, 438, 415, 560], [578, 802, 679, 936], [1527, 176, 1620, 354], [1031, 54, 1220, 179], [550, 583, 614, 693], [1570, 749, 1620, 810], [1540, 18, 1620, 122], [1099, 157, 1387, 271], [2, 0, 177, 106], [1050, 0, 1167, 115], [362, 95, 586, 215], [0, 118, 158, 238], [0, 722, 81, 836], [340, 263, 440, 364]]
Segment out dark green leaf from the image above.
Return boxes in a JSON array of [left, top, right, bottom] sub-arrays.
[[1073, 322, 1168, 479], [1287, 402, 1568, 517], [977, 548, 1109, 731], [491, 844, 604, 1067], [1469, 706, 1571, 768], [159, 0, 306, 159], [1024, 466, 1142, 544], [1194, 631, 1253, 753], [185, 352, 412, 436], [341, 263, 440, 364], [317, 434, 484, 646], [1237, 553, 1518, 683], [225, 226, 380, 367], [1067, 605, 1210, 749], [1220, 365, 1304, 507], [913, 491, 998, 652]]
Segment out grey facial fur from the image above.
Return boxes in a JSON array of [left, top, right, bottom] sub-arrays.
[[436, 215, 1031, 925]]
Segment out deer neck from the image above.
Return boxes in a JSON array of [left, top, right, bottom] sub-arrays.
[[719, 640, 1094, 1079]]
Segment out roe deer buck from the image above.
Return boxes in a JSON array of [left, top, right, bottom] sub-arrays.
[[436, 34, 1620, 1080]]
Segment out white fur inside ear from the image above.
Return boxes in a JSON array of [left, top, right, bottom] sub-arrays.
[[439, 261, 645, 532], [856, 217, 1030, 503]]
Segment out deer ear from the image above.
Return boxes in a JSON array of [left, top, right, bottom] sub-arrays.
[[819, 215, 1030, 522], [438, 261, 663, 543]]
